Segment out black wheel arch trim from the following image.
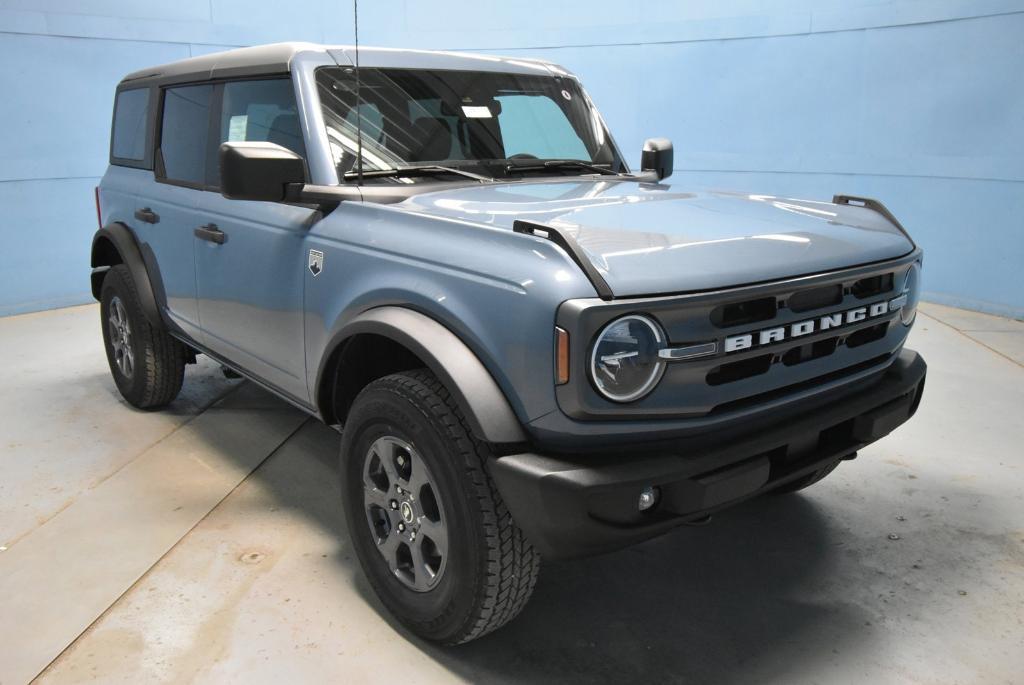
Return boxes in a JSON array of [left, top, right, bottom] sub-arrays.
[[317, 306, 527, 446], [91, 222, 163, 328]]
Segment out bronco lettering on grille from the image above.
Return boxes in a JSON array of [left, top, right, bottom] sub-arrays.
[[724, 299, 897, 353]]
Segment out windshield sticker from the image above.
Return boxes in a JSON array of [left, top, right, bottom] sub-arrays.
[[561, 89, 572, 100], [461, 105, 493, 119]]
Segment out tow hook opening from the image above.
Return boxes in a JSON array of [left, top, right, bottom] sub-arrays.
[[683, 514, 713, 526]]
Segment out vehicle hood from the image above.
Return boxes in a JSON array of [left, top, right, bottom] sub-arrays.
[[398, 179, 914, 297]]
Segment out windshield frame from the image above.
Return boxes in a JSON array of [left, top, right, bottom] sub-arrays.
[[313, 65, 629, 185]]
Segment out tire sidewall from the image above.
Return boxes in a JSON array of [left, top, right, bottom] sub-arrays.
[[100, 266, 146, 404], [341, 383, 485, 640]]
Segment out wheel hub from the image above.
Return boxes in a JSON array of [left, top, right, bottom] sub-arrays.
[[107, 296, 134, 379], [362, 436, 448, 592]]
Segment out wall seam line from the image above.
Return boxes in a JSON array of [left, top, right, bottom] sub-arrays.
[[445, 9, 1024, 52], [1, 9, 1021, 50]]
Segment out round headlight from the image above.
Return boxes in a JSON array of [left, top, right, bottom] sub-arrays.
[[900, 263, 921, 326], [590, 315, 666, 402]]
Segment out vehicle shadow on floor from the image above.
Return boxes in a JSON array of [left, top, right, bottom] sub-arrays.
[[266, 410, 870, 684], [420, 497, 867, 685]]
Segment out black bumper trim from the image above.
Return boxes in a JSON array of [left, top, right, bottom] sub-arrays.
[[490, 349, 926, 560]]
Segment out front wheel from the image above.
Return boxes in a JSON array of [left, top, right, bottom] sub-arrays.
[[340, 369, 540, 644]]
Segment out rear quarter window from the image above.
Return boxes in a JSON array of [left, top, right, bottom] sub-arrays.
[[110, 88, 152, 166]]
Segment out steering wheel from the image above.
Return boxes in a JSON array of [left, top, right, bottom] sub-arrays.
[[508, 153, 538, 160]]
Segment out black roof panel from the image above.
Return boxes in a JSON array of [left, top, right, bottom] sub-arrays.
[[120, 42, 325, 87]]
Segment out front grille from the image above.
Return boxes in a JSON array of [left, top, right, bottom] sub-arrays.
[[782, 337, 838, 366], [707, 354, 772, 386], [847, 322, 889, 348], [690, 264, 905, 414], [555, 254, 917, 421], [705, 323, 888, 386], [788, 284, 843, 313], [710, 272, 895, 329], [710, 297, 776, 328], [852, 273, 894, 299], [709, 353, 894, 415]]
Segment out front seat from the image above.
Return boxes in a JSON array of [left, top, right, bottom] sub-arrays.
[[267, 113, 306, 158], [408, 117, 452, 162]]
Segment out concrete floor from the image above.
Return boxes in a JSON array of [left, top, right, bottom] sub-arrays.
[[1, 302, 1022, 684]]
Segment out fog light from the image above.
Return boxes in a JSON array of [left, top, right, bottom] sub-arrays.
[[638, 486, 659, 511]]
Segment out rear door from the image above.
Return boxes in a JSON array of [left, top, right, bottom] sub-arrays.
[[133, 83, 214, 341], [193, 78, 316, 403], [102, 86, 151, 248]]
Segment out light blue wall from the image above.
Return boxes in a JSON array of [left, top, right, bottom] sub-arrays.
[[1, 1, 1022, 317]]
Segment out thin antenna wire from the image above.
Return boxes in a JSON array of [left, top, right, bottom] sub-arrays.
[[353, 0, 363, 184]]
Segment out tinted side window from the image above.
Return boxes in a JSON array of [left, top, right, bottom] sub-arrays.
[[160, 84, 212, 185], [111, 88, 150, 163], [218, 79, 306, 160]]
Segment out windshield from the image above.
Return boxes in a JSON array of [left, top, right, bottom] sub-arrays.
[[315, 66, 625, 183]]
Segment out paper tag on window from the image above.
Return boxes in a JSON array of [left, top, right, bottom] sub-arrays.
[[461, 105, 493, 119], [228, 115, 248, 141]]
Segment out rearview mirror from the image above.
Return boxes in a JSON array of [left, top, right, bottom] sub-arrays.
[[219, 141, 305, 202], [640, 138, 673, 181]]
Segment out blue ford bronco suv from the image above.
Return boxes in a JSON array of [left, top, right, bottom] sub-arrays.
[[93, 43, 926, 644]]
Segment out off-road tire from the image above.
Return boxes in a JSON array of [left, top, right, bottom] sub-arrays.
[[100, 265, 186, 409], [772, 460, 841, 495], [340, 369, 540, 644]]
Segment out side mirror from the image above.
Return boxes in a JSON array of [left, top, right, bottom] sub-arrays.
[[219, 141, 305, 202], [640, 138, 673, 181]]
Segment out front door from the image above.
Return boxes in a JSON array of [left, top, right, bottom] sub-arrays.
[[194, 78, 315, 403]]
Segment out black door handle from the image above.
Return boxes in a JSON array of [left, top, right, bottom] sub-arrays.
[[194, 223, 227, 245], [134, 207, 159, 224]]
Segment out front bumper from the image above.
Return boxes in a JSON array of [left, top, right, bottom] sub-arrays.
[[490, 348, 926, 560]]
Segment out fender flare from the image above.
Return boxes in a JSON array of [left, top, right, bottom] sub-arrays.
[[319, 306, 527, 445], [90, 222, 162, 328]]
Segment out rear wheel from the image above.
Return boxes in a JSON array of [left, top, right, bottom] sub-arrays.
[[340, 369, 539, 644], [100, 265, 186, 409]]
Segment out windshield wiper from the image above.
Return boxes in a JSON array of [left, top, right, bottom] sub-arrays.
[[343, 165, 494, 183], [505, 159, 622, 176]]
